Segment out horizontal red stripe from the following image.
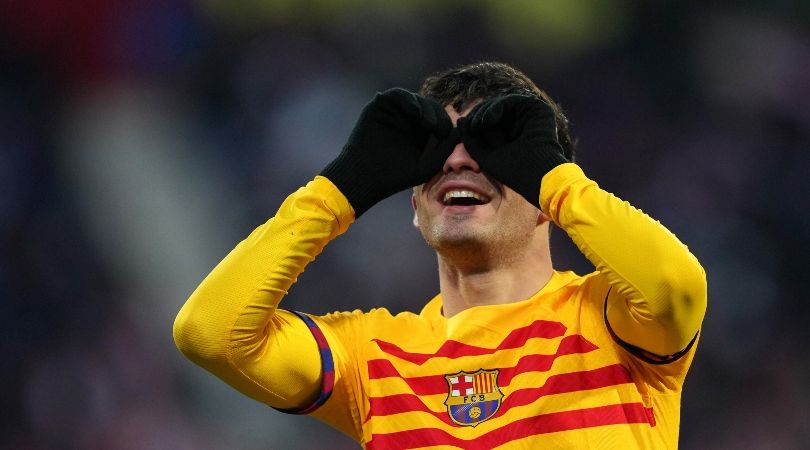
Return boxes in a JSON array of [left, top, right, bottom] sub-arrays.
[[366, 364, 632, 421], [372, 319, 566, 365], [367, 361, 444, 395], [365, 402, 655, 449], [367, 334, 598, 396], [493, 364, 633, 420], [368, 393, 454, 426], [498, 335, 599, 386]]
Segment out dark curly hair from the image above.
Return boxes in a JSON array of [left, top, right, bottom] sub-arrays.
[[420, 62, 576, 161]]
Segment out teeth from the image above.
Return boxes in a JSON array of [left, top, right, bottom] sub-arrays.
[[442, 190, 488, 204]]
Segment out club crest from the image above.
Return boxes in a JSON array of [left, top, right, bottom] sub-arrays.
[[444, 369, 503, 427]]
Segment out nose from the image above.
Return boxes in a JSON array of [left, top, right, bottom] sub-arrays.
[[442, 142, 481, 174]]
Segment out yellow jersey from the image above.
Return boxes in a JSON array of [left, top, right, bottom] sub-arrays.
[[302, 269, 697, 449], [174, 163, 706, 449]]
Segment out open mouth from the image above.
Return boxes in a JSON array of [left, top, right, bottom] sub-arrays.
[[441, 190, 491, 207]]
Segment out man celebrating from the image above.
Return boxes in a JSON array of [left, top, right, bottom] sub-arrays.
[[174, 62, 707, 449]]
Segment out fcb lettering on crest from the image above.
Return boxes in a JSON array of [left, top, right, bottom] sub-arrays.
[[444, 369, 503, 427]]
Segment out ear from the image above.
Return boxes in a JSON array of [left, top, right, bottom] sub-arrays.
[[411, 193, 419, 228]]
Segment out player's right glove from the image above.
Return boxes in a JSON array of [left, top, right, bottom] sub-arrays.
[[321, 88, 457, 217], [459, 95, 570, 209]]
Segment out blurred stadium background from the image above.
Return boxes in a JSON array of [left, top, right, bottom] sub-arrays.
[[1, 0, 809, 449]]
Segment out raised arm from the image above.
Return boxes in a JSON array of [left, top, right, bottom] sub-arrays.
[[460, 94, 706, 358], [173, 88, 456, 417], [540, 164, 706, 357], [173, 177, 354, 409]]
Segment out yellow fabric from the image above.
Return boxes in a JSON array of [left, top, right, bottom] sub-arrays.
[[311, 271, 696, 449], [173, 176, 354, 409], [174, 164, 707, 449], [540, 163, 706, 356]]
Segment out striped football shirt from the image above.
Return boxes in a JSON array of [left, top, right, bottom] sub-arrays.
[[302, 271, 697, 449]]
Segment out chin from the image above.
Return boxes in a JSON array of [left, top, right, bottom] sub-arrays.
[[422, 226, 487, 252]]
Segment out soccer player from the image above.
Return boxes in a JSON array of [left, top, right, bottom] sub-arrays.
[[173, 62, 707, 449]]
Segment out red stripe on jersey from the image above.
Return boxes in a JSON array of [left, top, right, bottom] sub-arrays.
[[367, 360, 444, 395], [492, 364, 633, 420], [371, 320, 566, 365], [365, 403, 655, 449], [367, 393, 455, 426], [366, 364, 633, 420], [367, 334, 598, 396], [497, 335, 598, 386]]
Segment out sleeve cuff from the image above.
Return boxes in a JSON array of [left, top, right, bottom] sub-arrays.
[[311, 175, 356, 231], [539, 163, 586, 211]]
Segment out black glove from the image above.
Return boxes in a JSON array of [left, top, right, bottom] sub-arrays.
[[321, 88, 457, 217], [459, 95, 569, 209]]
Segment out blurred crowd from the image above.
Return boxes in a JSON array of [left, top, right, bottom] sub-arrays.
[[1, 1, 808, 449]]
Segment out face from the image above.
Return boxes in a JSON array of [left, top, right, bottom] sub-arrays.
[[412, 101, 546, 263]]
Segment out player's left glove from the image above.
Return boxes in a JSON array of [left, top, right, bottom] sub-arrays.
[[459, 95, 570, 209]]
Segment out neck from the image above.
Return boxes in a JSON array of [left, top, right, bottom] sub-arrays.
[[437, 242, 553, 318]]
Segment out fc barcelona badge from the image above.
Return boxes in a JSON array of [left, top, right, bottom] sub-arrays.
[[444, 369, 504, 427]]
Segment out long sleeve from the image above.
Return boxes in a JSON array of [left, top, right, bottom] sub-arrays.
[[173, 176, 354, 409], [540, 163, 707, 357]]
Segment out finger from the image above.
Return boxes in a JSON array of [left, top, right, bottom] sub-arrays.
[[458, 118, 488, 162], [521, 101, 559, 141], [416, 96, 452, 139], [482, 95, 537, 125], [467, 98, 496, 131], [375, 88, 421, 122], [418, 127, 459, 182]]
